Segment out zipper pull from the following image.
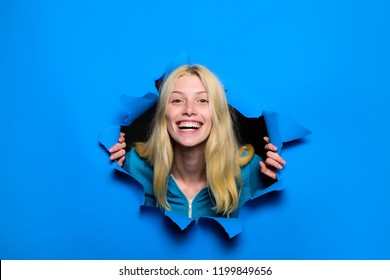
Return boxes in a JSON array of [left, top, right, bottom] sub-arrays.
[[188, 199, 193, 218]]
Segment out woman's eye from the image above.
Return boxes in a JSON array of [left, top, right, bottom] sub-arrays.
[[171, 99, 182, 103], [199, 99, 209, 103]]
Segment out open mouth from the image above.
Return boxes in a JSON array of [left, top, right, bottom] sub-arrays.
[[177, 121, 202, 131]]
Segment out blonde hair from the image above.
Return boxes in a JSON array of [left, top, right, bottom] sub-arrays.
[[135, 65, 254, 216]]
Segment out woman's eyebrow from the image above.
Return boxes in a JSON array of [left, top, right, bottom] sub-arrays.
[[171, 90, 207, 94]]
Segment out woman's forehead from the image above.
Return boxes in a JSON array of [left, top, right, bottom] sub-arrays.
[[173, 75, 206, 91]]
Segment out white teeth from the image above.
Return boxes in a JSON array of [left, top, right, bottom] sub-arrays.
[[178, 121, 201, 129]]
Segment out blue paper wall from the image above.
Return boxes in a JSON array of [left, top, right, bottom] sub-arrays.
[[1, 0, 389, 259]]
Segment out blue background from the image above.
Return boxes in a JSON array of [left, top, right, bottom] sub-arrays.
[[1, 0, 389, 259]]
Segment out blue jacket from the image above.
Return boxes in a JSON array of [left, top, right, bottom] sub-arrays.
[[123, 148, 273, 218]]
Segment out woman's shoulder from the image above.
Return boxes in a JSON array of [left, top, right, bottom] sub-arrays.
[[123, 148, 153, 177], [122, 148, 154, 196]]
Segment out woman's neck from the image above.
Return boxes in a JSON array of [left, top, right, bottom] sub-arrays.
[[171, 144, 207, 200]]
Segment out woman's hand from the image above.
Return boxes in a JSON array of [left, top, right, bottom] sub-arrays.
[[260, 136, 286, 180], [109, 132, 127, 166]]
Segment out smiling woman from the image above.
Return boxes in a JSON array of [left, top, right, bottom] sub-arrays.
[[119, 64, 286, 219], [166, 75, 212, 148]]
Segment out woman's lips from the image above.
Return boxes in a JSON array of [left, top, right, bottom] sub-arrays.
[[177, 121, 202, 130]]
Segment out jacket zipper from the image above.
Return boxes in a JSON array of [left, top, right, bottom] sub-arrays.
[[170, 174, 201, 219], [188, 199, 193, 218]]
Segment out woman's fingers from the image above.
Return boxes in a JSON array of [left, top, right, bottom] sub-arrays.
[[266, 151, 286, 166], [109, 148, 126, 160], [265, 157, 284, 170], [118, 133, 125, 143], [107, 132, 127, 163], [265, 143, 278, 152], [109, 141, 126, 153], [117, 156, 126, 167], [263, 136, 278, 152], [261, 136, 286, 179], [260, 161, 277, 180]]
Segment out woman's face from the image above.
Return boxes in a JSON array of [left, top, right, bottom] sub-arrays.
[[166, 74, 213, 148]]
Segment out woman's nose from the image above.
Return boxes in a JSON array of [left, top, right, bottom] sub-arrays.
[[183, 101, 196, 116]]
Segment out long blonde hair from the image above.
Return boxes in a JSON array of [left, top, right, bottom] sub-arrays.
[[135, 65, 253, 216]]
